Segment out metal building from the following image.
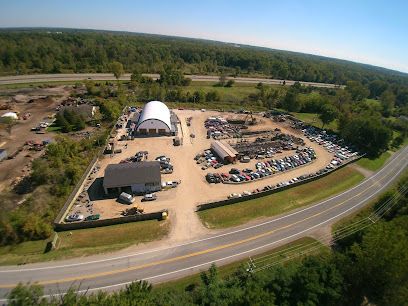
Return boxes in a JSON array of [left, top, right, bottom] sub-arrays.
[[136, 101, 171, 135], [103, 161, 161, 195], [211, 140, 239, 163]]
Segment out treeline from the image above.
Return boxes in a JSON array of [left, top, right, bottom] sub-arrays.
[[247, 81, 405, 156], [9, 173, 408, 305], [1, 30, 408, 87]]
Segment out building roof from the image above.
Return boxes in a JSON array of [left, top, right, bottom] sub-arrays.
[[137, 101, 171, 130], [103, 161, 161, 189], [211, 141, 239, 159]]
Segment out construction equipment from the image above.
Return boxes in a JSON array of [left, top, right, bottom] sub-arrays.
[[244, 112, 257, 125]]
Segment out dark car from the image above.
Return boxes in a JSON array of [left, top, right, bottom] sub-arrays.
[[229, 168, 240, 175], [85, 214, 100, 221]]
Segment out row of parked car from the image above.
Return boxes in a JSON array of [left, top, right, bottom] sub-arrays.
[[195, 149, 224, 170], [155, 155, 174, 174], [206, 148, 316, 184]]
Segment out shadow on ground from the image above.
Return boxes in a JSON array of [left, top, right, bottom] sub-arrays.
[[87, 177, 116, 201]]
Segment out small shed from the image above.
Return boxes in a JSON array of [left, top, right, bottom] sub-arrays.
[[1, 112, 18, 120], [0, 149, 7, 161], [211, 140, 239, 163]]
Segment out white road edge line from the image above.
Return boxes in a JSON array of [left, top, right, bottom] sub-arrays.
[[1, 157, 405, 302], [0, 146, 406, 273]]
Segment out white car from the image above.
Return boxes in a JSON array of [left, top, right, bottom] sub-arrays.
[[142, 193, 157, 201], [228, 193, 242, 199], [65, 214, 84, 222]]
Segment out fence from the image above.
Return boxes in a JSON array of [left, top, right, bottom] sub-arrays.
[[54, 108, 124, 225], [196, 155, 364, 211], [54, 210, 167, 231]]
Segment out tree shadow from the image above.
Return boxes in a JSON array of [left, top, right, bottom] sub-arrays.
[[13, 176, 36, 194]]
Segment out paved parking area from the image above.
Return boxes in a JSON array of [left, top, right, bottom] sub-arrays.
[[68, 109, 333, 241]]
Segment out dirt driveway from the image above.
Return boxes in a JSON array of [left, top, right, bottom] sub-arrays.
[[84, 110, 333, 242]]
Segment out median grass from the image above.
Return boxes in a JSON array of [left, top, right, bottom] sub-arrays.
[[198, 166, 364, 229], [357, 151, 391, 171], [155, 237, 326, 292], [0, 219, 170, 266]]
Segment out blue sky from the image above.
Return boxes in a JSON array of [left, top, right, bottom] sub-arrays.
[[1, 0, 407, 73]]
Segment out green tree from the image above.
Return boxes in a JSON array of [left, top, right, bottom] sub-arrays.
[[380, 89, 395, 117], [110, 61, 124, 81], [344, 217, 408, 306], [282, 90, 301, 112], [368, 80, 388, 98], [225, 79, 235, 87], [319, 103, 338, 128], [339, 115, 392, 156], [8, 283, 44, 306], [218, 73, 227, 86], [346, 81, 369, 101]]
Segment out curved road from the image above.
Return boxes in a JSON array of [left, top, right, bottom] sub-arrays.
[[0, 146, 406, 300], [0, 73, 344, 89]]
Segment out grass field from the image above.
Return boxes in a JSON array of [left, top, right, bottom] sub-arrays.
[[198, 166, 364, 229], [155, 237, 326, 292], [0, 219, 170, 266], [357, 151, 391, 171], [291, 112, 339, 132]]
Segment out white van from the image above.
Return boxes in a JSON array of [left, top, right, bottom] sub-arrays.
[[119, 192, 134, 204]]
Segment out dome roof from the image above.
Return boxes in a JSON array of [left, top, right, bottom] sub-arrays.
[[137, 101, 171, 129]]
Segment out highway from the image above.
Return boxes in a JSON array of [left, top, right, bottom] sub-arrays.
[[0, 145, 406, 300], [0, 73, 344, 88]]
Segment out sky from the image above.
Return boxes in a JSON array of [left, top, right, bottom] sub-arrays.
[[0, 0, 407, 73]]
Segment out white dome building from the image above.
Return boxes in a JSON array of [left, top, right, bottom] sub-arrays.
[[136, 101, 171, 135]]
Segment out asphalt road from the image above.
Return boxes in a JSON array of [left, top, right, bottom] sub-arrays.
[[0, 73, 344, 88], [0, 146, 406, 300]]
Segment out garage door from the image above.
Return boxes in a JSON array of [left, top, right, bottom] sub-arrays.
[[158, 129, 166, 134], [139, 129, 147, 134], [149, 129, 156, 134]]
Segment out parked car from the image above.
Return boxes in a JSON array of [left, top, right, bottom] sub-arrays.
[[118, 192, 134, 204], [65, 214, 84, 222], [228, 193, 242, 199], [142, 193, 157, 201], [241, 156, 251, 163], [85, 214, 100, 221]]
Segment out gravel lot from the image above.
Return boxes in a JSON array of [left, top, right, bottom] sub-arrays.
[[79, 109, 333, 242]]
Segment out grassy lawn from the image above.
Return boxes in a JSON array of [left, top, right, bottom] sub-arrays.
[[155, 237, 326, 292], [357, 151, 391, 171], [46, 125, 62, 132], [198, 166, 364, 229], [183, 83, 258, 101], [291, 112, 339, 132], [0, 219, 170, 266]]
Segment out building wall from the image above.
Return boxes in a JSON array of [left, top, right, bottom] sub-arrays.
[[131, 182, 161, 194], [137, 119, 170, 134]]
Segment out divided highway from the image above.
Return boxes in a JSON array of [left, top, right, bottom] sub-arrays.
[[0, 146, 406, 300], [0, 73, 344, 88]]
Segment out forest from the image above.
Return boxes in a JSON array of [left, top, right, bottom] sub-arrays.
[[1, 29, 408, 88], [8, 173, 408, 306]]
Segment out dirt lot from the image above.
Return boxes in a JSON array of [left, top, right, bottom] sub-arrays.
[[75, 110, 333, 242], [0, 86, 71, 191]]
